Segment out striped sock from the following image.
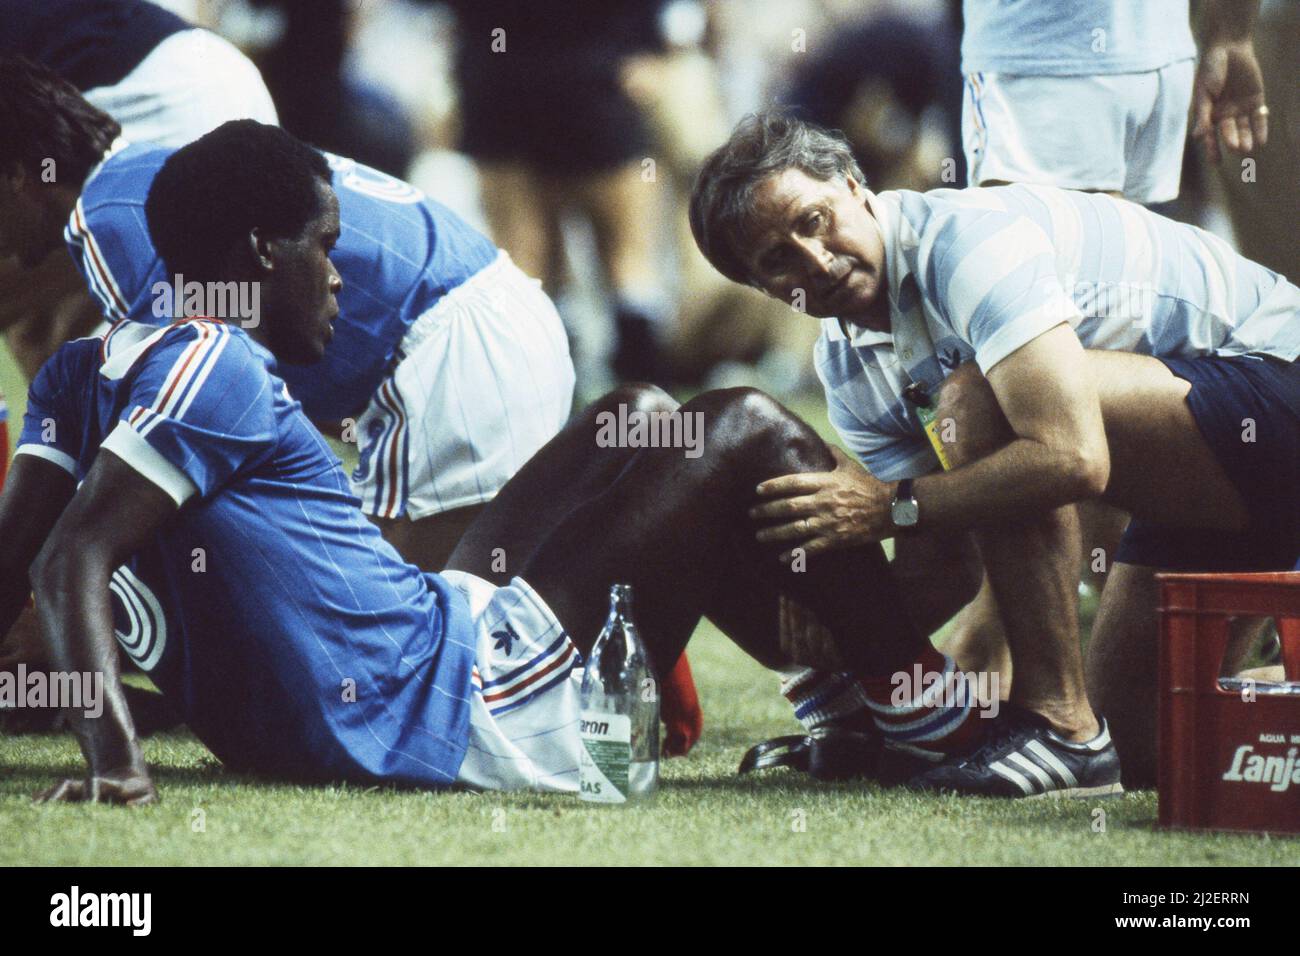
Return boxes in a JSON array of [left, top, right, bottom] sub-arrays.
[[858, 647, 985, 756], [780, 667, 871, 733]]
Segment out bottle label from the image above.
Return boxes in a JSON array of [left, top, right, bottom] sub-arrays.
[[579, 712, 631, 803]]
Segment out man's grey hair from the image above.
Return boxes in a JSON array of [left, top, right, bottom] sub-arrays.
[[689, 109, 865, 284]]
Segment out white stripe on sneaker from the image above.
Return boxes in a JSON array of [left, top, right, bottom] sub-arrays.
[[1007, 751, 1055, 792], [1026, 739, 1078, 788], [988, 759, 1034, 795]]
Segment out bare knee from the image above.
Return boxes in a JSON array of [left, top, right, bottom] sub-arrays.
[[589, 383, 679, 419], [933, 363, 1014, 468], [696, 387, 831, 471]]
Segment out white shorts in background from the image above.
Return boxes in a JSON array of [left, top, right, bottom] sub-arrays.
[[962, 60, 1194, 204], [350, 251, 575, 520], [443, 570, 584, 792], [83, 28, 278, 148]]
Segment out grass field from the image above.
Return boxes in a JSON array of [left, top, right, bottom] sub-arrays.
[[1, 346, 1298, 866], [4, 625, 1300, 866]]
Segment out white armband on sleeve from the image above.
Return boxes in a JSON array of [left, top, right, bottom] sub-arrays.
[[100, 420, 198, 506], [13, 443, 77, 476]]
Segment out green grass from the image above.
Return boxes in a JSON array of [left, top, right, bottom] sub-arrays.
[[3, 625, 1299, 866], [2, 351, 1297, 865]]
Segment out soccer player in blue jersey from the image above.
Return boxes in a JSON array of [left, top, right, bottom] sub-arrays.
[[691, 111, 1299, 795], [0, 57, 573, 572], [0, 117, 955, 802], [0, 58, 704, 755]]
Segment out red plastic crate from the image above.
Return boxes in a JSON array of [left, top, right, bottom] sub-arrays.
[[1158, 572, 1300, 834]]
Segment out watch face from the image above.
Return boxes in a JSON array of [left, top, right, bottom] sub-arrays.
[[891, 498, 919, 528]]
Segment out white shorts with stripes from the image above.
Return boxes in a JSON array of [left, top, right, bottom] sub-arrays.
[[83, 29, 279, 148], [962, 61, 1194, 204], [443, 570, 585, 792], [350, 251, 575, 520]]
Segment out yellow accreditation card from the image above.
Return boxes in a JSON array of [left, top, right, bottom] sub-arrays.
[[903, 382, 952, 472]]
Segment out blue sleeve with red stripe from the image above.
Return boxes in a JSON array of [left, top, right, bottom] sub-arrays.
[[16, 340, 95, 471], [64, 146, 173, 324], [121, 322, 278, 497], [65, 196, 163, 324]]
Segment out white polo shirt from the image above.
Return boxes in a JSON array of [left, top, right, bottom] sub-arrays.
[[815, 185, 1300, 481]]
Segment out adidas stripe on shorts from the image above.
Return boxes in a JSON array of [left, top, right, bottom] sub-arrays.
[[443, 570, 585, 792], [350, 251, 575, 520]]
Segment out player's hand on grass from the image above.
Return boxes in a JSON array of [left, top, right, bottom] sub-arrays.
[[35, 766, 158, 806], [751, 446, 892, 560], [1192, 41, 1268, 163]]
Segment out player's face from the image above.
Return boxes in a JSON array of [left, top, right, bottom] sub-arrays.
[[741, 167, 887, 328], [262, 180, 343, 365]]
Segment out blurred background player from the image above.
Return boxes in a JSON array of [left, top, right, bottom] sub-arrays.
[[244, 0, 416, 176], [439, 0, 676, 386]]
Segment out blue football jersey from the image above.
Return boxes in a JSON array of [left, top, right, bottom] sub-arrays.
[[16, 319, 478, 786], [66, 143, 499, 421]]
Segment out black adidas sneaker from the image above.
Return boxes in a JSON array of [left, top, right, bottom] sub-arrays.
[[907, 705, 1123, 798], [738, 727, 882, 781], [737, 724, 947, 785]]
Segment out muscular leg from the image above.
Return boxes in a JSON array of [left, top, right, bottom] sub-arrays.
[[1084, 561, 1160, 788], [1090, 351, 1247, 528], [493, 388, 923, 676], [475, 162, 564, 290], [944, 350, 1251, 743], [448, 383, 679, 584], [935, 363, 1094, 738], [373, 504, 485, 572], [1080, 353, 1260, 787], [939, 576, 1012, 681]]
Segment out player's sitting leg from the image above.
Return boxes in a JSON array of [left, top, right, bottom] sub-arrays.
[[446, 382, 705, 758], [444, 387, 984, 788]]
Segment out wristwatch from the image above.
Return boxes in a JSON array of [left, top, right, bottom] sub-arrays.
[[890, 478, 920, 531]]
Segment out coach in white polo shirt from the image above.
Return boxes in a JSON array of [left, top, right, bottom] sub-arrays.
[[690, 111, 1299, 795]]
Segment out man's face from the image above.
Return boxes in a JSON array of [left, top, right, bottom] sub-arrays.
[[259, 179, 343, 366], [741, 168, 887, 327], [0, 165, 61, 266]]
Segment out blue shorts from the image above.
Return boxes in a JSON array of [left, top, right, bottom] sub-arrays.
[[1116, 354, 1300, 572]]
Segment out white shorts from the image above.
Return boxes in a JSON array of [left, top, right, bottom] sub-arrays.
[[443, 570, 585, 792], [350, 251, 575, 520], [962, 61, 1194, 204], [83, 28, 279, 148]]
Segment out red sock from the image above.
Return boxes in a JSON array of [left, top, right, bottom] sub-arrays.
[[858, 647, 986, 756]]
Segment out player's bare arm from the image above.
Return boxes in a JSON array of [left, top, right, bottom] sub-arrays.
[[0, 455, 77, 647], [753, 323, 1109, 547], [27, 450, 181, 806]]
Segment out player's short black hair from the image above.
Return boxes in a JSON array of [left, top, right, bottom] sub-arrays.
[[0, 56, 122, 188], [145, 120, 333, 284], [690, 109, 865, 285]]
